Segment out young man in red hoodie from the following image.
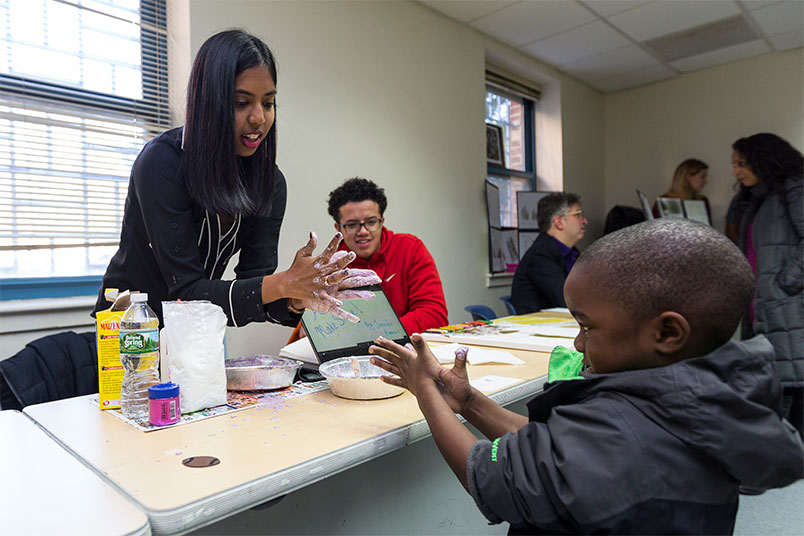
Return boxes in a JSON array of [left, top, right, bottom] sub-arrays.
[[327, 177, 448, 334]]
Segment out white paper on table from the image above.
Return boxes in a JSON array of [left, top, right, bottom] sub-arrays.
[[470, 375, 522, 393], [528, 325, 579, 338], [540, 307, 571, 314], [431, 343, 524, 365], [279, 336, 318, 364]]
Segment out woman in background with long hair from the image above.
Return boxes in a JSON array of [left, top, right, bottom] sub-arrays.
[[731, 132, 803, 439]]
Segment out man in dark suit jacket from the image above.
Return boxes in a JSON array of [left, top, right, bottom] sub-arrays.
[[511, 192, 587, 314]]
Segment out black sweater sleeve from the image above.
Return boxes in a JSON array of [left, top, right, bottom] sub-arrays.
[[126, 136, 298, 327], [234, 170, 300, 326]]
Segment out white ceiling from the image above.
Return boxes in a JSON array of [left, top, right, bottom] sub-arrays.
[[419, 0, 804, 92]]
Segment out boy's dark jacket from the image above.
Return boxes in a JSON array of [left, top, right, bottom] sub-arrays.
[[467, 336, 804, 535]]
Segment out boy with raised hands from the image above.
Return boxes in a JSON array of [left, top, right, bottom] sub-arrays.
[[370, 218, 803, 535]]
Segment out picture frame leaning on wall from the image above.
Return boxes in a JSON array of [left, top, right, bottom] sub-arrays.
[[486, 123, 504, 166], [656, 197, 684, 218], [517, 191, 549, 230]]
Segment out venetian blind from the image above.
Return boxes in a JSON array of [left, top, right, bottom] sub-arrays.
[[485, 67, 541, 101], [0, 0, 169, 255]]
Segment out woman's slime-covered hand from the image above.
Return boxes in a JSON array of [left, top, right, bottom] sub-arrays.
[[288, 232, 380, 322]]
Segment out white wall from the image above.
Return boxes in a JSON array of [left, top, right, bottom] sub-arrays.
[[603, 48, 804, 232], [189, 0, 605, 357]]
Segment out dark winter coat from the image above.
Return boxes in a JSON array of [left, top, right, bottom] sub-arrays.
[[750, 174, 803, 386], [466, 336, 804, 535]]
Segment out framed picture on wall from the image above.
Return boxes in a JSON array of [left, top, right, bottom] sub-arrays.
[[516, 191, 549, 230], [636, 189, 654, 220], [486, 123, 504, 166], [489, 228, 519, 273], [501, 229, 519, 272], [489, 228, 504, 272], [485, 181, 501, 228], [683, 200, 710, 225]]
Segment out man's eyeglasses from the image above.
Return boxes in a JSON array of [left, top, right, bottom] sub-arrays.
[[563, 210, 584, 219], [341, 218, 382, 234]]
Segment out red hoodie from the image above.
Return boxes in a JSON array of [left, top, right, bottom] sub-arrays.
[[340, 227, 448, 334]]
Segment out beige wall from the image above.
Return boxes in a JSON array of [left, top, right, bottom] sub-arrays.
[[603, 48, 804, 232], [189, 0, 605, 356]]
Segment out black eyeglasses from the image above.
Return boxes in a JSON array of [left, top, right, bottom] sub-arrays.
[[341, 218, 382, 234]]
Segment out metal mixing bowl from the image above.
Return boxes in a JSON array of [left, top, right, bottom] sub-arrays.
[[225, 355, 302, 391]]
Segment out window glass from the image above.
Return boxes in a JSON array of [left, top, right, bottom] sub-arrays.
[[485, 88, 526, 172], [0, 0, 168, 282]]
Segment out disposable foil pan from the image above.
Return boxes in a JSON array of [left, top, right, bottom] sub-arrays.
[[225, 355, 302, 391], [319, 356, 404, 400]]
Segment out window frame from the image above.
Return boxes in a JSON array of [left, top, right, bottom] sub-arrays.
[[0, 0, 168, 301], [486, 85, 537, 274]]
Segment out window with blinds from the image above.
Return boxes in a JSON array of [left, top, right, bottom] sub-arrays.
[[485, 67, 539, 274], [0, 0, 169, 283]]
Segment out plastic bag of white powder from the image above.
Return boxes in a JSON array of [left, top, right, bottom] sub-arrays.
[[160, 300, 228, 413]]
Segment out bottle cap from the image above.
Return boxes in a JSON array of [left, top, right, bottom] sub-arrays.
[[131, 293, 149, 302], [148, 382, 180, 399]]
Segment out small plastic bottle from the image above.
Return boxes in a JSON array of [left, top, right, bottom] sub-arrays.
[[119, 293, 160, 421], [148, 382, 181, 426]]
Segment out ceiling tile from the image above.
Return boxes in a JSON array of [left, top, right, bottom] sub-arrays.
[[471, 0, 596, 47], [749, 1, 804, 36], [608, 0, 741, 41], [579, 0, 652, 17], [418, 0, 519, 23], [521, 20, 632, 66], [742, 0, 786, 10], [591, 63, 676, 92], [562, 44, 661, 82], [768, 28, 804, 50], [669, 39, 771, 72]]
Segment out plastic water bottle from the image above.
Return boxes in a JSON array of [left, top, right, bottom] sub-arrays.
[[119, 293, 160, 421]]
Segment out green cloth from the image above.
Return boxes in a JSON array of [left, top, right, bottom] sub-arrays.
[[548, 346, 586, 382]]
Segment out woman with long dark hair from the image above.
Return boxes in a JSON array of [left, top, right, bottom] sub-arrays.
[[94, 29, 377, 327], [731, 132, 803, 438]]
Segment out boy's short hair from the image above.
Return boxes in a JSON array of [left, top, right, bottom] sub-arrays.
[[575, 218, 754, 351], [327, 177, 388, 221], [537, 192, 581, 232]]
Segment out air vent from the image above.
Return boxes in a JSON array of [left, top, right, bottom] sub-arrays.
[[644, 15, 759, 62]]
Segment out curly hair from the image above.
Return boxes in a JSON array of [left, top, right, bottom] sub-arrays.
[[327, 177, 388, 221], [732, 133, 803, 194], [574, 218, 755, 354]]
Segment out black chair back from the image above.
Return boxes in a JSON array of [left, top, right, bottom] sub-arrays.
[[0, 331, 97, 410]]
